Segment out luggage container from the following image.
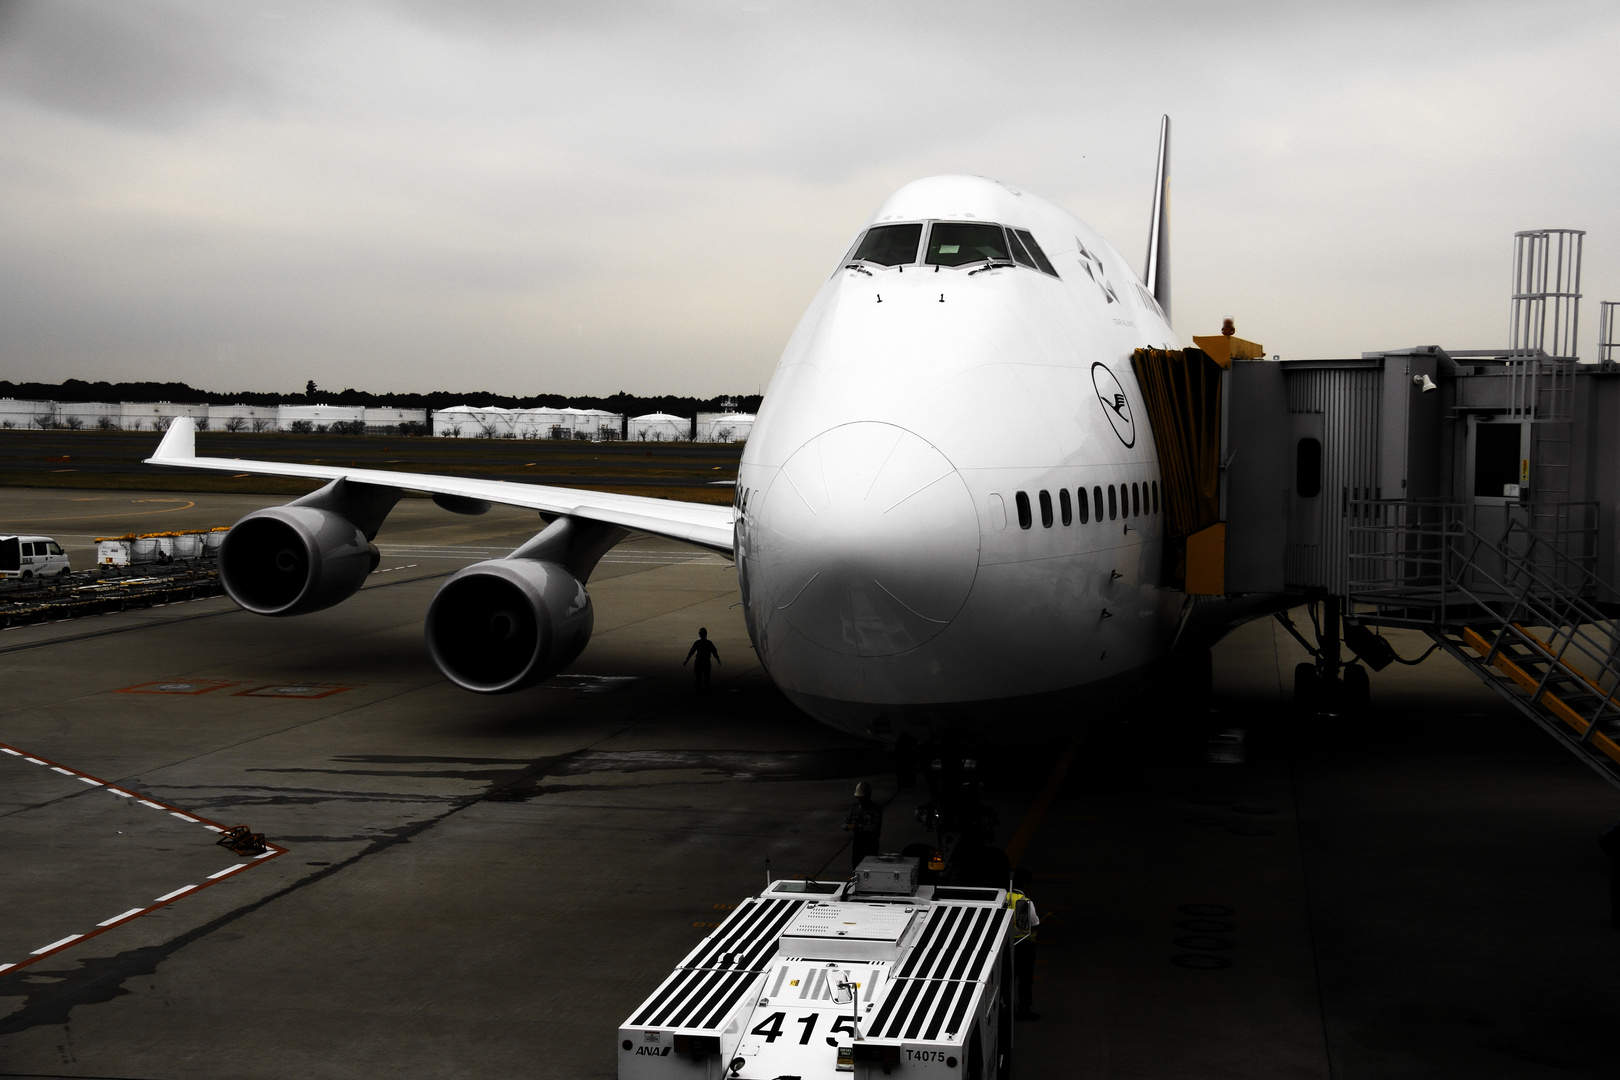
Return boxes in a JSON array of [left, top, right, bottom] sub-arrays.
[[96, 538, 131, 566]]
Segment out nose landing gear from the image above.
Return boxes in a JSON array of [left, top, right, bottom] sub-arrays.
[[897, 735, 1007, 887]]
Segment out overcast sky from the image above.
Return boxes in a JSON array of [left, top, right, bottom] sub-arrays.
[[1, 0, 1616, 398]]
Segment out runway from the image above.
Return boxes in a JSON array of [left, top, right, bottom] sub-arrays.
[[2, 487, 1618, 1078]]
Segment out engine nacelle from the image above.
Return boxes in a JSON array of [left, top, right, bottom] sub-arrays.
[[425, 558, 594, 694], [218, 506, 379, 616]]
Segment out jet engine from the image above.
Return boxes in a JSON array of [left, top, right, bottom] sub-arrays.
[[218, 506, 379, 617], [424, 558, 594, 694]]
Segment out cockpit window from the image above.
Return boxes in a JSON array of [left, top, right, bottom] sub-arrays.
[[850, 223, 923, 266], [926, 223, 1011, 267], [1011, 228, 1058, 276], [1006, 229, 1037, 269]]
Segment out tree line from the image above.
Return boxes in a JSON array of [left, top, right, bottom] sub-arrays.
[[0, 379, 764, 420]]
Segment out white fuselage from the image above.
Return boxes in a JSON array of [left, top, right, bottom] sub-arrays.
[[735, 176, 1188, 742]]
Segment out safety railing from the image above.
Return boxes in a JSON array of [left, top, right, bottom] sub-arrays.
[[1345, 500, 1468, 620], [1348, 499, 1620, 739]]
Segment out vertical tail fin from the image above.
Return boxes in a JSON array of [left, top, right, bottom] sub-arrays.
[[1144, 114, 1171, 326]]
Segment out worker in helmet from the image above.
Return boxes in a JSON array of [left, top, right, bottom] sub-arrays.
[[843, 781, 883, 868], [1008, 867, 1041, 1020]]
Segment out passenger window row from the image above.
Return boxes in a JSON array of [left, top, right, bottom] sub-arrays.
[[1014, 480, 1160, 530], [849, 221, 1059, 278]]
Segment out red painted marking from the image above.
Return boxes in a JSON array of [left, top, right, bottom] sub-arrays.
[[0, 740, 287, 976]]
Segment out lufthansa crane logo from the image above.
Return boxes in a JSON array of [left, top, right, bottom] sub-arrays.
[[1091, 363, 1135, 448]]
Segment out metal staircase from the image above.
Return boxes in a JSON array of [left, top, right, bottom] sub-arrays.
[[1348, 501, 1620, 789]]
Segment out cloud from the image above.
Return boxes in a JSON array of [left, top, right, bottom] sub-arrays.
[[0, 0, 1616, 394], [0, 0, 291, 128]]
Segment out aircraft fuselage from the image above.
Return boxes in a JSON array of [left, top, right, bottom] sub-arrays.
[[735, 175, 1186, 742]]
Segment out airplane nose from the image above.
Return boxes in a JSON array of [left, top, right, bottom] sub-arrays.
[[753, 422, 978, 657]]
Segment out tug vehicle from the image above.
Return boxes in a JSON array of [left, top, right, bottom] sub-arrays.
[[619, 856, 1015, 1079]]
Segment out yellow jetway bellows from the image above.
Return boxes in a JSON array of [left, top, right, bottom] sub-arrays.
[[1131, 346, 1224, 589]]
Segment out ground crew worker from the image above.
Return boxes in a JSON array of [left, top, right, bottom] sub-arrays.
[[683, 627, 720, 695], [1008, 867, 1041, 1020], [843, 781, 883, 868]]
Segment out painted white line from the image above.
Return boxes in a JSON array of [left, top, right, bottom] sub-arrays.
[[51, 766, 75, 776], [254, 850, 275, 859], [1, 748, 20, 755], [97, 908, 146, 927], [0, 963, 14, 973], [78, 776, 103, 785], [203, 825, 223, 832], [33, 934, 84, 954], [25, 757, 46, 765], [137, 799, 165, 809], [154, 886, 196, 902], [207, 864, 247, 880], [170, 812, 198, 822], [108, 788, 132, 798]]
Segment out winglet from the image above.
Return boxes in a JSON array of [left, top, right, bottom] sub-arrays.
[[1143, 114, 1171, 327], [147, 416, 196, 463]]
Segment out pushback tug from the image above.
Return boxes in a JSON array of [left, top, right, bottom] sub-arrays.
[[619, 856, 1017, 1080]]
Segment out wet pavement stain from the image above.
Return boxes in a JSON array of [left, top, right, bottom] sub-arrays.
[[549, 748, 888, 780]]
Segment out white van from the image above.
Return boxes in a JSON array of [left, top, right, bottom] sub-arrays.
[[0, 535, 73, 579]]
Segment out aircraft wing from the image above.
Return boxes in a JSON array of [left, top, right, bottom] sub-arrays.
[[144, 418, 735, 555]]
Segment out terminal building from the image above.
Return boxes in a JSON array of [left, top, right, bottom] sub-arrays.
[[628, 412, 692, 441], [2, 397, 756, 444], [695, 410, 756, 443], [428, 405, 626, 441], [0, 400, 430, 434]]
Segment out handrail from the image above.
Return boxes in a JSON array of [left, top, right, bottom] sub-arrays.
[[1345, 498, 1620, 733]]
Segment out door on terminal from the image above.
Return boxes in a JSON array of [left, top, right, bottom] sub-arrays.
[[1467, 417, 1528, 580], [1473, 421, 1524, 499]]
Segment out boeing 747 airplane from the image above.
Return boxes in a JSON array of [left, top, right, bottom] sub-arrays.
[[149, 117, 1222, 744]]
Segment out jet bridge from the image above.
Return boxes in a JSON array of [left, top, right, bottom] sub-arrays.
[[1136, 229, 1620, 790]]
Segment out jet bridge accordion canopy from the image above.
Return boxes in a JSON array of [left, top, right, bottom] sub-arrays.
[[1131, 346, 1225, 588]]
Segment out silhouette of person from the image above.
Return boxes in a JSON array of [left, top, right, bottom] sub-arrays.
[[843, 781, 883, 868], [683, 627, 720, 694]]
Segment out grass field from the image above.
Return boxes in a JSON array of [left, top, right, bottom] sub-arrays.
[[0, 429, 741, 504]]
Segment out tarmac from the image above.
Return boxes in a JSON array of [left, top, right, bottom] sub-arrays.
[[2, 487, 1619, 1079]]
